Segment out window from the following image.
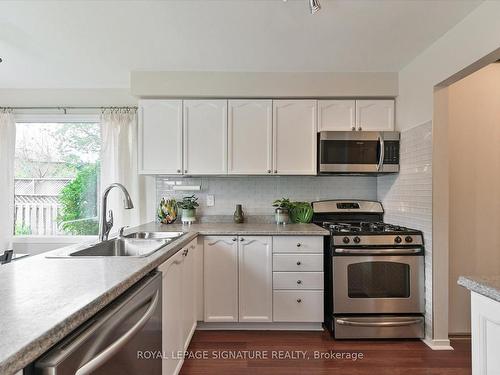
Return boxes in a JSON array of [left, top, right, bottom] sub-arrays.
[[14, 117, 101, 236]]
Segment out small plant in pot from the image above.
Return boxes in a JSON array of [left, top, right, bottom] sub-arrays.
[[272, 198, 293, 224], [177, 195, 199, 224]]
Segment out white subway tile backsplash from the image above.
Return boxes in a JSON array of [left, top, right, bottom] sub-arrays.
[[156, 176, 377, 217], [377, 121, 433, 339]]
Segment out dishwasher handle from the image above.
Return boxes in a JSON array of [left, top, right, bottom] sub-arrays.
[[75, 290, 160, 375]]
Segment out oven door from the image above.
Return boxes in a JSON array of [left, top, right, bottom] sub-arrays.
[[319, 131, 399, 173], [333, 254, 424, 314]]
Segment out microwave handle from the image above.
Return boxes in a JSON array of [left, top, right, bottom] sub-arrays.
[[377, 133, 384, 171]]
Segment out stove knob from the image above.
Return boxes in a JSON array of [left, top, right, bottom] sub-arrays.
[[405, 236, 413, 243], [394, 236, 402, 244], [343, 236, 350, 244], [353, 236, 361, 244]]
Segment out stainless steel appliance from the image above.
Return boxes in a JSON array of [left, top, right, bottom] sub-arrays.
[[34, 272, 162, 374], [318, 131, 400, 174], [312, 200, 425, 339]]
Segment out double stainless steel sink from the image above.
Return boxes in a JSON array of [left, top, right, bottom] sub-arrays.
[[63, 231, 185, 258]]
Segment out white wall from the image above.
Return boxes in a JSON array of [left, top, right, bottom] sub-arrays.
[[397, 1, 500, 131], [448, 63, 500, 335], [394, 0, 500, 346]]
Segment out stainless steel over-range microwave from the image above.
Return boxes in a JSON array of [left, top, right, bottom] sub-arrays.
[[318, 131, 400, 174]]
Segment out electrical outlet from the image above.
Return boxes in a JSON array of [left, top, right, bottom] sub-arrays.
[[206, 195, 215, 207]]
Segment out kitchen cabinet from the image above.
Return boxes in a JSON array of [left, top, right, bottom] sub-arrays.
[[238, 236, 273, 322], [355, 99, 395, 131], [183, 100, 228, 174], [159, 238, 198, 375], [138, 100, 183, 174], [203, 236, 239, 322], [318, 100, 356, 131], [272, 235, 324, 323], [228, 100, 273, 175], [273, 100, 317, 175], [203, 235, 273, 323], [471, 292, 500, 375]]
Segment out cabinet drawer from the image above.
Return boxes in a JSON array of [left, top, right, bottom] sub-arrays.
[[273, 236, 323, 253], [273, 272, 323, 290], [273, 290, 323, 322], [273, 254, 323, 272]]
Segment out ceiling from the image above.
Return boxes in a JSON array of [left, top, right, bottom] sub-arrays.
[[0, 0, 481, 89]]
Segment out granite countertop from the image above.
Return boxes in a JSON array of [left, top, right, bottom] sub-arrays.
[[0, 231, 197, 375], [458, 275, 500, 303], [0, 221, 327, 375], [133, 221, 330, 236]]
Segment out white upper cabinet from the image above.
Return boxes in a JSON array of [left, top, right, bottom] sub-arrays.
[[138, 100, 183, 174], [228, 100, 272, 175], [318, 100, 356, 131], [183, 100, 228, 175], [273, 100, 317, 175], [203, 236, 239, 322], [238, 236, 273, 322], [355, 99, 395, 131]]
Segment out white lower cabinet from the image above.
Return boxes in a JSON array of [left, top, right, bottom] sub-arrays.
[[471, 292, 500, 375], [238, 236, 273, 322], [203, 236, 239, 322], [159, 238, 198, 375], [272, 235, 324, 324], [273, 290, 323, 322]]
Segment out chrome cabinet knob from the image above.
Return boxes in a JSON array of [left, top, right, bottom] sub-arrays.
[[240, 238, 245, 242], [274, 170, 278, 174], [232, 238, 237, 241], [184, 170, 188, 173], [296, 261, 302, 266], [177, 169, 181, 173], [358, 126, 362, 131], [297, 280, 302, 285], [267, 169, 271, 173], [351, 126, 356, 131], [296, 298, 302, 303], [296, 243, 301, 247]]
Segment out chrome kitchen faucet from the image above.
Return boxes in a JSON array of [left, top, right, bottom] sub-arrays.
[[99, 183, 134, 241]]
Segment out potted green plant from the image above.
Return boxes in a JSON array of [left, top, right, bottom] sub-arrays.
[[177, 195, 199, 223], [289, 201, 313, 223], [272, 198, 293, 224]]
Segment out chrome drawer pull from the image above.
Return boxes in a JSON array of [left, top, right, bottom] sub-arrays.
[[297, 280, 302, 285], [296, 261, 302, 266]]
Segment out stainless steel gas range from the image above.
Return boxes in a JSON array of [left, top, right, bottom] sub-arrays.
[[312, 200, 425, 339]]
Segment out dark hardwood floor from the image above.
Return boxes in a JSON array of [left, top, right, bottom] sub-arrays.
[[180, 330, 471, 375]]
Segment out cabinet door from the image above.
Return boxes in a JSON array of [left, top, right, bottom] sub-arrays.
[[159, 250, 184, 375], [238, 236, 273, 322], [138, 100, 183, 174], [318, 100, 356, 131], [228, 100, 272, 175], [203, 236, 238, 322], [182, 240, 197, 350], [273, 100, 317, 175], [355, 100, 395, 131], [183, 100, 227, 174]]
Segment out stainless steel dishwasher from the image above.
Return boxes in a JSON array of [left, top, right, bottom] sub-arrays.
[[34, 272, 162, 375]]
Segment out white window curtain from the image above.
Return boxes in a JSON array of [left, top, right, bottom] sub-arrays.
[[0, 111, 16, 250], [100, 109, 147, 232]]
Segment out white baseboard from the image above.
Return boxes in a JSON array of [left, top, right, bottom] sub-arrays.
[[196, 321, 323, 331], [422, 337, 454, 350]]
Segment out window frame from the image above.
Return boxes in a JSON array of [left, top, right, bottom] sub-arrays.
[[13, 113, 101, 244]]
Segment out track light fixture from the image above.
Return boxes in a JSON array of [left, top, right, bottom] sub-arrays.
[[309, 0, 321, 14]]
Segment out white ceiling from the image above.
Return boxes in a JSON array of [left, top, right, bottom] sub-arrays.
[[0, 0, 481, 89]]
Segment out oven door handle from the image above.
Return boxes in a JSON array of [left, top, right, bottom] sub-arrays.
[[377, 133, 384, 171], [336, 318, 423, 327], [334, 248, 422, 255]]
